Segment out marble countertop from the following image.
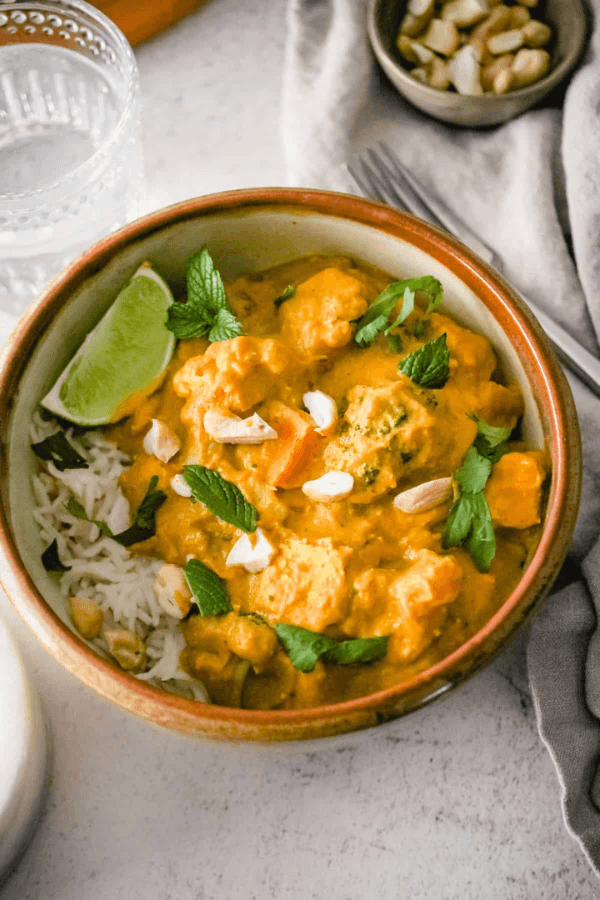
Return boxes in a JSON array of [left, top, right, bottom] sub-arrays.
[[1, 1, 599, 897]]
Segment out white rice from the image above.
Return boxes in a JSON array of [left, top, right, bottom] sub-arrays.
[[31, 412, 209, 703]]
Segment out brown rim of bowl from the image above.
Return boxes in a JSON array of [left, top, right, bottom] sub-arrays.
[[0, 187, 581, 735], [367, 0, 589, 106]]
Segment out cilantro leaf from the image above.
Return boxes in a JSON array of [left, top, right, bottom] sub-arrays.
[[355, 276, 443, 347], [113, 475, 167, 546], [398, 333, 450, 389], [274, 285, 296, 307], [472, 416, 513, 462], [208, 308, 244, 342], [183, 465, 258, 533], [41, 539, 70, 572], [166, 247, 243, 342], [386, 333, 404, 354], [31, 431, 88, 471], [184, 558, 233, 616], [65, 497, 113, 537], [275, 625, 390, 673], [464, 493, 496, 572], [443, 443, 497, 571], [386, 287, 415, 332], [455, 446, 492, 494]]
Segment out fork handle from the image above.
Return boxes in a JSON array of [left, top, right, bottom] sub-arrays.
[[523, 293, 600, 398]]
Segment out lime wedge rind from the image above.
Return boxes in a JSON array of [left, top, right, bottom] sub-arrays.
[[41, 264, 175, 428]]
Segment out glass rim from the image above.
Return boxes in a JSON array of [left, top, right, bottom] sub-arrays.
[[0, 0, 140, 206]]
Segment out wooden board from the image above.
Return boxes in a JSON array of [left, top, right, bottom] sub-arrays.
[[92, 0, 208, 46]]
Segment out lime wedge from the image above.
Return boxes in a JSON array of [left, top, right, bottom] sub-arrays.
[[42, 264, 176, 427]]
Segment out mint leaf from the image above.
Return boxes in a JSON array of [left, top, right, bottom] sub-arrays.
[[275, 624, 335, 673], [327, 636, 389, 665], [275, 625, 390, 672], [31, 431, 88, 471], [274, 285, 296, 307], [166, 247, 243, 342], [65, 497, 113, 537], [208, 308, 244, 342], [398, 333, 450, 389], [455, 446, 492, 494], [166, 300, 212, 340], [41, 539, 70, 572], [188, 246, 227, 315], [355, 276, 444, 347], [113, 475, 167, 546], [184, 559, 233, 616], [183, 465, 258, 533]]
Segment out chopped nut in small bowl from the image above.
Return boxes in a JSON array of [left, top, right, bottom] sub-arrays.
[[367, 0, 588, 126]]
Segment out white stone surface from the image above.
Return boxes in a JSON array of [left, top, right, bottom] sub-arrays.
[[1, 0, 599, 896]]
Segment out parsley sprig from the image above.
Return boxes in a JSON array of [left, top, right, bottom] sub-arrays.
[[275, 624, 389, 673], [355, 276, 443, 347], [443, 418, 513, 571], [166, 247, 243, 342]]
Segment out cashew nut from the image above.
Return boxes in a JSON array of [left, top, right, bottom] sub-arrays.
[[203, 409, 278, 444], [153, 563, 192, 618], [393, 476, 454, 513], [302, 471, 354, 503], [143, 419, 181, 463]]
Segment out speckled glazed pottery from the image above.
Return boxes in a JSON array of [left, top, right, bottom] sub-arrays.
[[0, 189, 581, 741]]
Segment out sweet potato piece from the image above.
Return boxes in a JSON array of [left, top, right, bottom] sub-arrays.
[[485, 451, 546, 529], [258, 401, 322, 488]]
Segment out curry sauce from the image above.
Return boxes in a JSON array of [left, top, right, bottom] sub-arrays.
[[109, 254, 545, 710]]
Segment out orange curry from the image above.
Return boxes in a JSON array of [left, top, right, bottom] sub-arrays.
[[110, 254, 546, 709]]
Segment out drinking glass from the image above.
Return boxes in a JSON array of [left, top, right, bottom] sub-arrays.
[[0, 0, 144, 312]]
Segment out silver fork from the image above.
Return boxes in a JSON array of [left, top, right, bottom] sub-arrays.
[[348, 142, 600, 399]]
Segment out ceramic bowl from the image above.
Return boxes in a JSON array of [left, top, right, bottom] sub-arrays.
[[367, 0, 588, 127], [0, 189, 581, 741]]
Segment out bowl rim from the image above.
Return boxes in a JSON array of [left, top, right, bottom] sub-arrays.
[[0, 187, 582, 739], [367, 0, 589, 106]]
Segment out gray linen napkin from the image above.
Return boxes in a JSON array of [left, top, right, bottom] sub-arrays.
[[282, 0, 600, 874]]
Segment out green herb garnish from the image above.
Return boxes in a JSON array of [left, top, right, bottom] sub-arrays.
[[183, 465, 258, 533], [472, 416, 512, 462], [386, 333, 404, 354], [183, 558, 233, 616], [442, 417, 511, 572], [355, 276, 443, 347], [274, 285, 296, 307], [31, 431, 88, 471], [166, 247, 243, 342], [113, 476, 167, 546], [41, 539, 70, 572], [398, 333, 450, 389], [275, 624, 389, 673], [65, 497, 113, 537]]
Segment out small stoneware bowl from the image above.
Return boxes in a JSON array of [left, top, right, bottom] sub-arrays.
[[367, 0, 588, 127], [0, 189, 581, 741]]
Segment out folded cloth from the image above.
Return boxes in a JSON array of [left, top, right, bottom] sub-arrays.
[[282, 0, 600, 875]]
